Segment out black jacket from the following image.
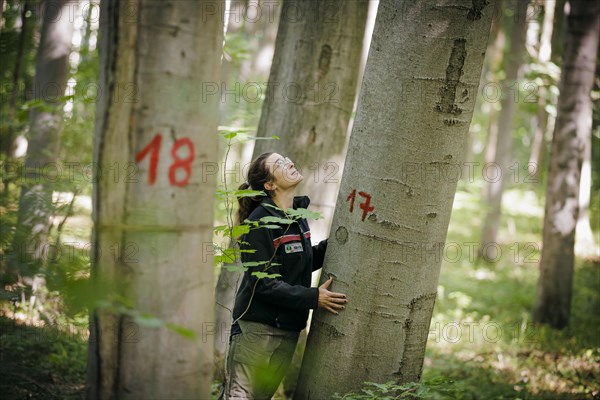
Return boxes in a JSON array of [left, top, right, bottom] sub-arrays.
[[231, 195, 328, 333]]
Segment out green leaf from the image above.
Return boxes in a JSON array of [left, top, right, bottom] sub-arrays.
[[134, 313, 164, 328], [252, 272, 282, 279], [242, 261, 270, 267], [258, 216, 294, 225], [285, 207, 323, 221], [214, 225, 228, 233], [237, 248, 256, 253], [231, 224, 250, 238], [234, 189, 266, 198], [165, 322, 197, 339], [224, 264, 247, 273]]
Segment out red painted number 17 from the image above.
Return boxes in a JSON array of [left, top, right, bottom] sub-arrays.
[[347, 189, 374, 221]]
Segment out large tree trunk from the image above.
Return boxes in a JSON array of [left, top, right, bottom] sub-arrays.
[[8, 0, 76, 275], [533, 0, 600, 329], [479, 0, 529, 257], [294, 0, 494, 397], [86, 1, 223, 398]]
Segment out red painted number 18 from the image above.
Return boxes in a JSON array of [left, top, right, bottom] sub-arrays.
[[135, 133, 195, 187]]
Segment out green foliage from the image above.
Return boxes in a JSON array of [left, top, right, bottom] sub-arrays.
[[0, 316, 87, 397], [333, 377, 463, 400]]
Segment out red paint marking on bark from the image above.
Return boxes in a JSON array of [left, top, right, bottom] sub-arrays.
[[347, 189, 356, 212], [358, 191, 375, 221], [347, 189, 375, 221], [169, 137, 194, 187], [135, 133, 162, 184]]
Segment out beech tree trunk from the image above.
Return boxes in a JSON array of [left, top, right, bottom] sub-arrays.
[[294, 0, 495, 397], [9, 0, 76, 275], [479, 0, 528, 257], [533, 0, 599, 329], [86, 1, 223, 398]]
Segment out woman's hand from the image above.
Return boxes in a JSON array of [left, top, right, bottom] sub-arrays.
[[318, 276, 347, 315]]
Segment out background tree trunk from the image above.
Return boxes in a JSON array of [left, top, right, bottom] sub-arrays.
[[479, 0, 529, 258], [294, 0, 495, 397], [528, 0, 556, 183], [253, 0, 369, 243], [86, 1, 224, 398], [213, 0, 284, 381], [574, 132, 594, 257], [252, 2, 370, 394], [9, 0, 76, 276], [2, 0, 32, 197], [533, 0, 600, 329]]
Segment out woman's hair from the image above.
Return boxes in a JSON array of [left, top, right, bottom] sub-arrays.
[[237, 152, 274, 224]]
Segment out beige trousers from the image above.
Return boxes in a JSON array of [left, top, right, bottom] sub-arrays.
[[219, 319, 300, 400]]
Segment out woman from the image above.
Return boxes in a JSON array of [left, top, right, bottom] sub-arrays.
[[220, 152, 348, 399]]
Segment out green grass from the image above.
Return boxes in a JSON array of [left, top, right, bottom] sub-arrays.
[[421, 186, 600, 399]]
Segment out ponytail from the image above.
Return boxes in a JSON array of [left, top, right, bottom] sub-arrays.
[[236, 152, 274, 224], [237, 182, 262, 224]]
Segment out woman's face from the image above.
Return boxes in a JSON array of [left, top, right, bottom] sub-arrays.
[[264, 152, 303, 191]]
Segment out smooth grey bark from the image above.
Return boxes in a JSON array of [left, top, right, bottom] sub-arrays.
[[533, 0, 600, 329], [479, 0, 529, 257], [86, 1, 223, 398], [294, 0, 495, 397], [9, 0, 76, 275]]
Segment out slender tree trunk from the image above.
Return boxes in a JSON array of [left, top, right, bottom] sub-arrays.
[[575, 134, 595, 257], [294, 1, 495, 397], [533, 0, 600, 329], [86, 1, 224, 398], [480, 0, 504, 194], [479, 0, 529, 258], [8, 0, 76, 276], [2, 1, 31, 197], [528, 0, 556, 183], [550, 0, 566, 65]]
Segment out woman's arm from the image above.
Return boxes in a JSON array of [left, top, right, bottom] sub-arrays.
[[241, 224, 319, 310], [311, 238, 328, 272]]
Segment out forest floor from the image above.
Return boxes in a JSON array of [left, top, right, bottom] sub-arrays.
[[0, 185, 598, 399]]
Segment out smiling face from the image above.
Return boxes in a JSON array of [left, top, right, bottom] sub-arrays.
[[263, 152, 303, 192]]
